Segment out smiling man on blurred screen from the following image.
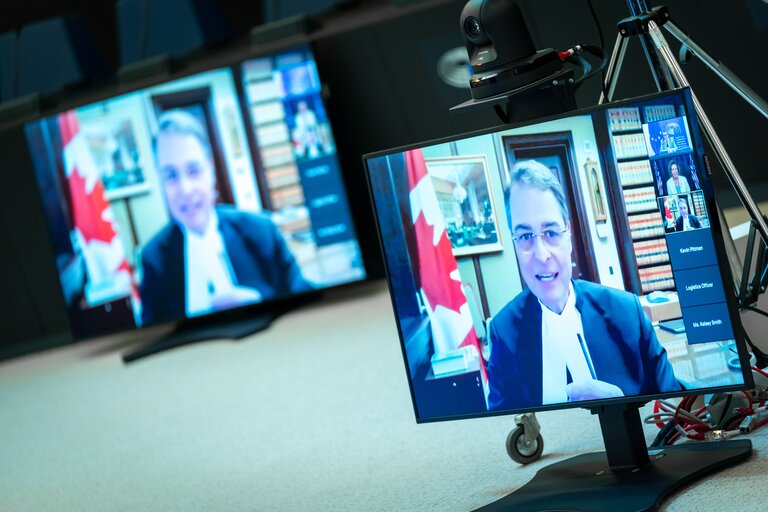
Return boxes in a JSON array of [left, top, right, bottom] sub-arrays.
[[485, 160, 681, 411], [138, 109, 311, 326]]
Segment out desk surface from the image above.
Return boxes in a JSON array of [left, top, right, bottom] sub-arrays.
[[0, 281, 766, 511]]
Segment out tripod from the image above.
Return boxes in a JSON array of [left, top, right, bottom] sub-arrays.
[[599, 1, 768, 305], [500, 1, 768, 465]]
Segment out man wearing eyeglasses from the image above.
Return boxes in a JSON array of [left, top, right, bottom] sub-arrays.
[[486, 160, 681, 411]]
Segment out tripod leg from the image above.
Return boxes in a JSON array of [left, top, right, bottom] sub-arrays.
[[637, 20, 676, 91], [646, 19, 768, 246], [664, 21, 768, 121], [717, 204, 745, 297], [600, 32, 629, 104]]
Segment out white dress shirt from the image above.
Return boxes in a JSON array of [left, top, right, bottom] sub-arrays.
[[666, 175, 690, 194], [183, 210, 238, 317], [540, 283, 596, 404]]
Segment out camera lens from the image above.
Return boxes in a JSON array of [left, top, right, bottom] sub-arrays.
[[465, 16, 482, 38]]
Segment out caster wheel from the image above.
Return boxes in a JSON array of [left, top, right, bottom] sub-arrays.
[[506, 426, 543, 464]]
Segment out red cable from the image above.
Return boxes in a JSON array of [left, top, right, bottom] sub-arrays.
[[673, 396, 695, 425], [653, 400, 665, 429]]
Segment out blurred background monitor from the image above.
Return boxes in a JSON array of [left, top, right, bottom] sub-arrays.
[[23, 44, 368, 346]]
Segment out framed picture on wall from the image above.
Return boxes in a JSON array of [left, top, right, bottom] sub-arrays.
[[425, 155, 503, 257], [81, 115, 149, 201], [584, 158, 608, 222]]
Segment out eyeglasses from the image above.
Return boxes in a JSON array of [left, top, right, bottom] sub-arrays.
[[512, 228, 569, 253]]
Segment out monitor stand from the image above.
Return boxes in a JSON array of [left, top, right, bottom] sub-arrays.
[[122, 293, 321, 364], [476, 402, 752, 512]]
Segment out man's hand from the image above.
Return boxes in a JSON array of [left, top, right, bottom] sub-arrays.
[[211, 286, 263, 310], [566, 379, 624, 402]]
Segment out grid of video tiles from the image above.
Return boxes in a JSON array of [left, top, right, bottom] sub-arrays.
[[610, 104, 708, 293]]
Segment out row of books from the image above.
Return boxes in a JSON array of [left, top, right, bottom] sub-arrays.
[[266, 164, 301, 189], [260, 143, 295, 168], [643, 104, 678, 123], [629, 212, 666, 240], [639, 264, 675, 292], [690, 191, 707, 217], [242, 56, 275, 82], [623, 186, 658, 213], [612, 133, 649, 159], [633, 239, 670, 266], [618, 160, 654, 187], [607, 107, 642, 132], [245, 69, 305, 212], [271, 184, 305, 209]]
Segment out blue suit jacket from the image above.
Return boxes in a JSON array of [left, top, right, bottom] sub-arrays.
[[675, 214, 702, 231], [486, 280, 681, 411], [139, 206, 312, 326]]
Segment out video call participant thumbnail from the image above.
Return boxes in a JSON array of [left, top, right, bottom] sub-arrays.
[[666, 160, 691, 195], [486, 160, 681, 411], [139, 110, 312, 325], [674, 195, 702, 232]]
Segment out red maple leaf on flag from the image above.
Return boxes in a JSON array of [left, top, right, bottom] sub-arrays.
[[664, 198, 672, 220], [68, 168, 118, 245]]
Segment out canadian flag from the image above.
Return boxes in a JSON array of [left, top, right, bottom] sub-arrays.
[[663, 197, 674, 227], [405, 149, 485, 371], [59, 110, 138, 312]]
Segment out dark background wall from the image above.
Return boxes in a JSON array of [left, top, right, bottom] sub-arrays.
[[1, 0, 766, 358], [521, 0, 768, 206]]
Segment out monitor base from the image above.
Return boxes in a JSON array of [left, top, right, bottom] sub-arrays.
[[122, 294, 320, 363], [475, 438, 752, 511]]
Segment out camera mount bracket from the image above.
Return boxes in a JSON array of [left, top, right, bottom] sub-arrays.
[[451, 68, 577, 124], [616, 5, 670, 37]]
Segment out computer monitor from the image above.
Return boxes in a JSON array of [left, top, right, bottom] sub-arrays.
[[365, 87, 754, 510], [25, 44, 367, 360]]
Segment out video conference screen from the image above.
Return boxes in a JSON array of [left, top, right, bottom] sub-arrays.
[[366, 88, 751, 421], [26, 45, 366, 337]]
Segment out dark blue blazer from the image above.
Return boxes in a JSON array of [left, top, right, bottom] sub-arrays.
[[139, 206, 312, 326], [675, 213, 702, 231], [486, 280, 681, 411]]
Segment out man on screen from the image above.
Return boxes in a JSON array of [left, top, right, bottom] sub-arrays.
[[139, 109, 312, 326], [674, 196, 702, 231], [486, 160, 680, 411]]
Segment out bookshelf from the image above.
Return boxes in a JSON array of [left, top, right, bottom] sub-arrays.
[[241, 58, 311, 240], [608, 104, 678, 294], [242, 59, 306, 212]]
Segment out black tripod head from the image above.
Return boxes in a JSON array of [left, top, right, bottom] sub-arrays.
[[460, 0, 564, 101], [453, 0, 607, 124]]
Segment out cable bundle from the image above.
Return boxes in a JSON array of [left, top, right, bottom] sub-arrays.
[[646, 367, 768, 448]]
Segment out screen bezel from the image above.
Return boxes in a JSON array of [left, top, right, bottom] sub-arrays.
[[20, 41, 371, 342], [364, 87, 755, 423]]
